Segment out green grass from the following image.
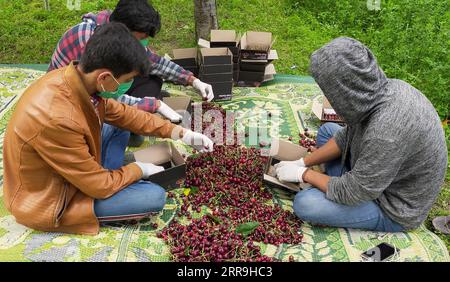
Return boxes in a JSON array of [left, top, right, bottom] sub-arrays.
[[0, 0, 449, 251]]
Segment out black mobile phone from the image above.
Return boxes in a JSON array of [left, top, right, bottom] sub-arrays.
[[361, 243, 399, 262]]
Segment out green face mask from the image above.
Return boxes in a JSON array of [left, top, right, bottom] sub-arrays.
[[98, 74, 134, 99], [140, 38, 149, 48]]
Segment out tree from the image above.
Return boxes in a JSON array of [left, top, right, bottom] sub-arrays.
[[44, 0, 50, 11], [193, 0, 219, 41]]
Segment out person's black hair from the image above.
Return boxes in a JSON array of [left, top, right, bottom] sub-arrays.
[[80, 22, 150, 77], [110, 0, 161, 37]]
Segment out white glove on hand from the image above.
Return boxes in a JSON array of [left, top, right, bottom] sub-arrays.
[[192, 79, 214, 102], [134, 162, 165, 178], [181, 130, 214, 153], [273, 158, 306, 171], [275, 164, 308, 183], [157, 101, 183, 123]]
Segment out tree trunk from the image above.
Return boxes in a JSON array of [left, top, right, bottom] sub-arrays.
[[194, 0, 219, 41], [44, 0, 50, 11]]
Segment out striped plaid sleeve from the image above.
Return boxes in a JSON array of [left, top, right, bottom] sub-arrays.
[[48, 22, 95, 72], [117, 95, 158, 113], [146, 48, 194, 86]]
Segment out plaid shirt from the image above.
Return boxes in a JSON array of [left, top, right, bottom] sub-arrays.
[[48, 10, 193, 84], [48, 11, 192, 112]]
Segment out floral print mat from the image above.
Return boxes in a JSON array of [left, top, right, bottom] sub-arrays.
[[0, 67, 448, 262]]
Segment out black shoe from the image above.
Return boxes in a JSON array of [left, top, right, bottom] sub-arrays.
[[128, 134, 145, 147], [160, 90, 171, 98]]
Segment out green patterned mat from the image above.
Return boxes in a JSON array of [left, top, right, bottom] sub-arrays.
[[0, 67, 448, 262]]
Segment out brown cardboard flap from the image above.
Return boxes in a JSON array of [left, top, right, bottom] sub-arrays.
[[133, 143, 172, 165], [268, 50, 279, 61], [211, 30, 238, 44], [172, 48, 198, 59], [240, 31, 274, 51], [133, 141, 186, 166], [162, 97, 192, 112], [198, 38, 211, 48], [323, 97, 332, 109], [312, 99, 323, 120], [263, 139, 311, 192], [263, 64, 276, 82]]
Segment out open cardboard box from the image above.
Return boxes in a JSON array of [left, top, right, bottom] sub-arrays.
[[199, 47, 233, 65], [198, 30, 240, 56], [238, 63, 276, 83], [312, 97, 345, 124], [154, 96, 193, 125], [210, 30, 239, 46], [133, 142, 186, 190], [239, 31, 275, 60], [264, 139, 312, 192], [209, 81, 233, 101], [168, 48, 199, 77]]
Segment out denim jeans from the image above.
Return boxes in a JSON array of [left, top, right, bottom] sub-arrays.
[[94, 124, 166, 222], [293, 123, 405, 232]]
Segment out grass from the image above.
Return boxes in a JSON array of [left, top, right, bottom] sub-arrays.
[[0, 0, 449, 252]]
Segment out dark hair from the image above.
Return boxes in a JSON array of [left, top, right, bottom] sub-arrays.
[[80, 22, 150, 77], [110, 0, 161, 37]]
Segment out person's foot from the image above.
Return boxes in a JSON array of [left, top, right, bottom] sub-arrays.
[[128, 134, 145, 147], [432, 216, 450, 235], [123, 151, 136, 166]]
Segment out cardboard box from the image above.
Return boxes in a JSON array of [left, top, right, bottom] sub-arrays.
[[199, 48, 233, 65], [238, 64, 276, 83], [240, 61, 267, 72], [210, 30, 240, 48], [199, 72, 233, 83], [264, 139, 311, 192], [170, 48, 198, 67], [210, 81, 233, 101], [168, 48, 199, 77], [238, 70, 265, 82], [239, 31, 274, 60], [133, 142, 186, 190], [155, 96, 193, 125], [312, 97, 345, 123], [200, 64, 233, 74]]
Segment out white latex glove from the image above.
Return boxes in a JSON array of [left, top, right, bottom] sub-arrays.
[[192, 79, 214, 102], [157, 101, 183, 123], [273, 158, 306, 171], [181, 130, 214, 153], [275, 164, 308, 183], [134, 162, 165, 178]]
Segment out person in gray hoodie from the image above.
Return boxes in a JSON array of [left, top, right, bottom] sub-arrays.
[[275, 37, 448, 232]]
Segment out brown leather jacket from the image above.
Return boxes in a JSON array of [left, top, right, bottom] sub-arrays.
[[3, 62, 181, 235]]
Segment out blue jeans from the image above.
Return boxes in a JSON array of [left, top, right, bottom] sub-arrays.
[[94, 124, 166, 221], [293, 123, 404, 232]]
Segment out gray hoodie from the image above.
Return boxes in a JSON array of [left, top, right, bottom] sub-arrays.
[[310, 37, 448, 230]]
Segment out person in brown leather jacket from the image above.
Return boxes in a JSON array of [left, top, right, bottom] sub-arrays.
[[2, 22, 213, 235]]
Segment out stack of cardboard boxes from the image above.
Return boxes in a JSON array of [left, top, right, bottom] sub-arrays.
[[165, 29, 280, 101], [198, 47, 234, 101], [237, 31, 278, 87], [209, 30, 240, 83]]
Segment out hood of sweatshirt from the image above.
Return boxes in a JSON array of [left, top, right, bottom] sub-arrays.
[[309, 37, 391, 125]]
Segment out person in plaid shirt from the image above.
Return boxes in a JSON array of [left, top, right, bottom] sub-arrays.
[[48, 0, 214, 148]]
